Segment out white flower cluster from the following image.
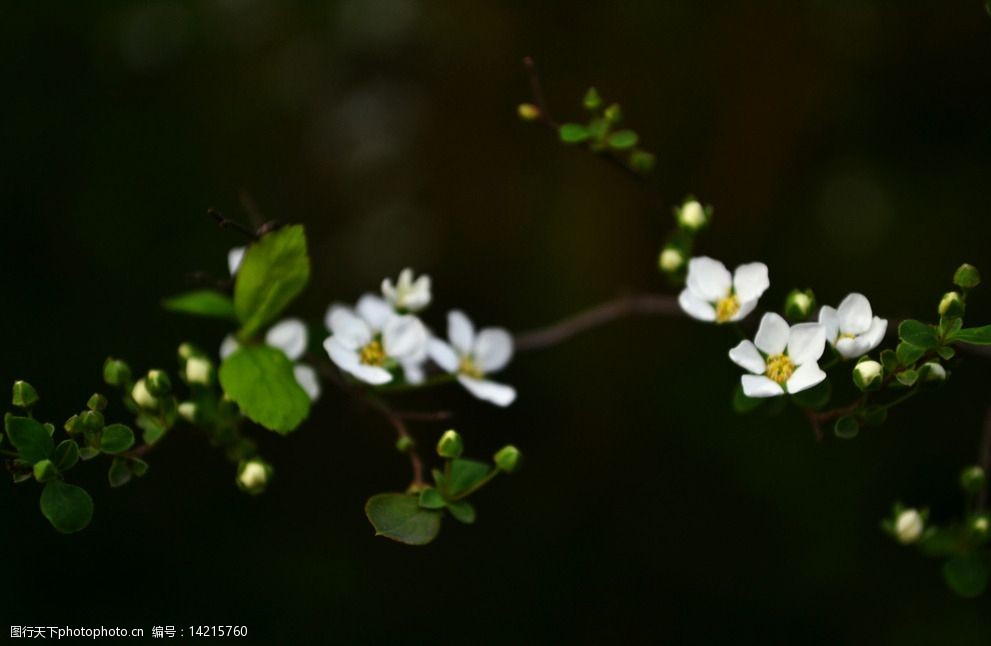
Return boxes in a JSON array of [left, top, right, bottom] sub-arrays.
[[679, 256, 888, 398]]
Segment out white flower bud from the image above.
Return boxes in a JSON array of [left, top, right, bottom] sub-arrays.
[[895, 509, 924, 544], [852, 360, 883, 391], [658, 247, 685, 273], [185, 357, 212, 385], [921, 362, 946, 383], [237, 459, 270, 494], [677, 200, 707, 231], [131, 379, 158, 410], [178, 401, 197, 423]]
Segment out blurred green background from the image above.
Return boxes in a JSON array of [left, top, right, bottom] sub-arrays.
[[3, 1, 991, 643]]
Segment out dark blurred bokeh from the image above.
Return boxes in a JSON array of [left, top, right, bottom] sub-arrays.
[[3, 1, 991, 643]]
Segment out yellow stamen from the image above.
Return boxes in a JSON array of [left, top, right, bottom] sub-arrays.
[[459, 356, 484, 379], [838, 332, 857, 341], [765, 354, 795, 384], [359, 339, 386, 366], [715, 295, 741, 323]]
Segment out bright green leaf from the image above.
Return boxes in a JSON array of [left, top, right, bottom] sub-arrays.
[[365, 493, 442, 546], [233, 224, 310, 340], [446, 500, 476, 524], [446, 459, 492, 498], [896, 342, 925, 365], [896, 369, 919, 387], [162, 290, 237, 321], [108, 457, 132, 488], [607, 129, 639, 149], [219, 345, 310, 433], [943, 554, 989, 598], [100, 424, 135, 454], [951, 325, 991, 346], [4, 414, 54, 464], [418, 487, 446, 510], [898, 320, 938, 349], [559, 123, 590, 143], [40, 480, 93, 533]]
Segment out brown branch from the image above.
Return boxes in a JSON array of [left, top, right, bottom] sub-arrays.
[[207, 208, 259, 241], [366, 397, 425, 488]]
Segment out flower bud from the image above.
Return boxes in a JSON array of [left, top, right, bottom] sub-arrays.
[[960, 465, 986, 494], [80, 409, 104, 432], [145, 370, 172, 396], [517, 103, 541, 121], [783, 289, 816, 321], [87, 393, 108, 411], [658, 246, 685, 274], [395, 435, 415, 453], [494, 445, 522, 474], [852, 360, 883, 391], [178, 402, 197, 423], [953, 263, 981, 289], [103, 358, 132, 387], [33, 459, 58, 483], [237, 459, 271, 495], [603, 103, 622, 123], [177, 342, 198, 361], [970, 514, 990, 540], [184, 357, 212, 386], [583, 87, 602, 111], [895, 508, 924, 544], [629, 150, 656, 174], [676, 199, 709, 232], [920, 362, 946, 384], [64, 414, 84, 435], [436, 430, 464, 459], [938, 291, 965, 318], [12, 381, 39, 409], [131, 379, 159, 410]]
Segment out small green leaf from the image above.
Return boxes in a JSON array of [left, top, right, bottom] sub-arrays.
[[582, 87, 602, 111], [937, 345, 956, 360], [606, 129, 639, 149], [953, 263, 981, 289], [587, 118, 608, 140], [234, 224, 310, 340], [162, 290, 237, 321], [100, 424, 135, 454], [78, 447, 100, 461], [834, 416, 860, 439], [861, 405, 888, 427], [898, 320, 938, 349], [33, 459, 58, 483], [418, 487, 446, 510], [558, 123, 590, 143], [942, 554, 989, 598], [951, 325, 991, 346], [108, 457, 132, 488], [219, 345, 311, 433], [896, 342, 925, 365], [880, 349, 899, 374], [446, 500, 476, 525], [446, 459, 492, 498], [130, 458, 149, 477], [53, 440, 79, 471], [4, 414, 54, 464], [40, 480, 93, 533], [896, 369, 919, 387], [365, 493, 442, 546], [732, 383, 763, 414]]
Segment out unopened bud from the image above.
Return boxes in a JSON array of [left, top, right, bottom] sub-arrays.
[[80, 410, 105, 432], [852, 360, 883, 391], [970, 514, 990, 540], [33, 459, 58, 483], [395, 435, 415, 453], [658, 246, 685, 274], [920, 362, 946, 383], [177, 343, 198, 361], [517, 103, 540, 121], [676, 199, 708, 232], [582, 87, 602, 111], [494, 445, 522, 474], [960, 465, 986, 494], [237, 459, 271, 495], [146, 370, 172, 396], [895, 508, 924, 544], [185, 357, 212, 386], [603, 103, 622, 123], [178, 402, 197, 423], [12, 381, 39, 409], [953, 263, 981, 289], [87, 393, 108, 411], [436, 429, 464, 459], [103, 358, 132, 387], [938, 291, 965, 318], [131, 379, 159, 410], [783, 289, 816, 321]]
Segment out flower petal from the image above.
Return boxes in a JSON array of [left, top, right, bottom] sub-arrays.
[[357, 293, 393, 331], [733, 262, 770, 303], [836, 335, 870, 359], [227, 246, 246, 276], [448, 310, 475, 355], [383, 315, 427, 360], [428, 338, 460, 373], [785, 361, 827, 394], [475, 328, 513, 373], [754, 312, 789, 356], [686, 256, 732, 302], [678, 289, 716, 321], [741, 375, 784, 398], [862, 317, 888, 353], [837, 293, 873, 335], [402, 360, 426, 385], [787, 323, 826, 366], [729, 340, 767, 375], [328, 308, 372, 350], [265, 318, 308, 361], [325, 338, 392, 384], [219, 334, 240, 360], [818, 306, 839, 343], [458, 376, 516, 407], [730, 297, 759, 322], [293, 364, 321, 401]]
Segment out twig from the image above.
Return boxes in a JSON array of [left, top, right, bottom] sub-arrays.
[[366, 397, 425, 487], [207, 208, 259, 241]]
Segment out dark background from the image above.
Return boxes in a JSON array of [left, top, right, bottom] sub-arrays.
[[2, 1, 991, 643]]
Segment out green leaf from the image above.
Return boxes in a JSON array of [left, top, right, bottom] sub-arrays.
[[100, 424, 135, 454], [219, 345, 310, 433], [558, 123, 590, 143], [365, 493, 442, 546], [953, 263, 981, 289], [445, 459, 492, 498], [582, 87, 602, 111], [896, 342, 925, 365], [898, 320, 938, 349], [937, 345, 956, 360], [896, 369, 919, 387], [418, 487, 446, 510], [4, 414, 54, 464], [732, 383, 763, 414], [446, 500, 476, 525], [861, 405, 888, 427], [606, 129, 639, 149], [233, 224, 310, 340], [942, 554, 989, 598], [108, 457, 132, 488], [951, 325, 991, 346], [53, 440, 79, 471], [40, 480, 93, 533], [834, 416, 860, 439], [880, 349, 899, 374], [162, 290, 237, 321]]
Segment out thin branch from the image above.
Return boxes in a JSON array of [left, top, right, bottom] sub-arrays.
[[207, 208, 259, 241], [366, 397, 425, 488]]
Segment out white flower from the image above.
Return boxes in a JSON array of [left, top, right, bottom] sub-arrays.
[[729, 312, 827, 398], [221, 318, 322, 402], [131, 379, 158, 409], [428, 310, 516, 407], [818, 293, 887, 359], [895, 509, 924, 544], [382, 268, 431, 313], [323, 294, 428, 385], [679, 256, 769, 323], [659, 247, 685, 273], [185, 357, 212, 385], [677, 200, 707, 230], [228, 246, 246, 276]]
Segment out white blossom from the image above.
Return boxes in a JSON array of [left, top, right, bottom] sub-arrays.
[[382, 268, 432, 313], [818, 293, 887, 359], [895, 509, 924, 544], [729, 313, 827, 398], [428, 310, 516, 407], [679, 256, 769, 324], [221, 318, 322, 402]]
